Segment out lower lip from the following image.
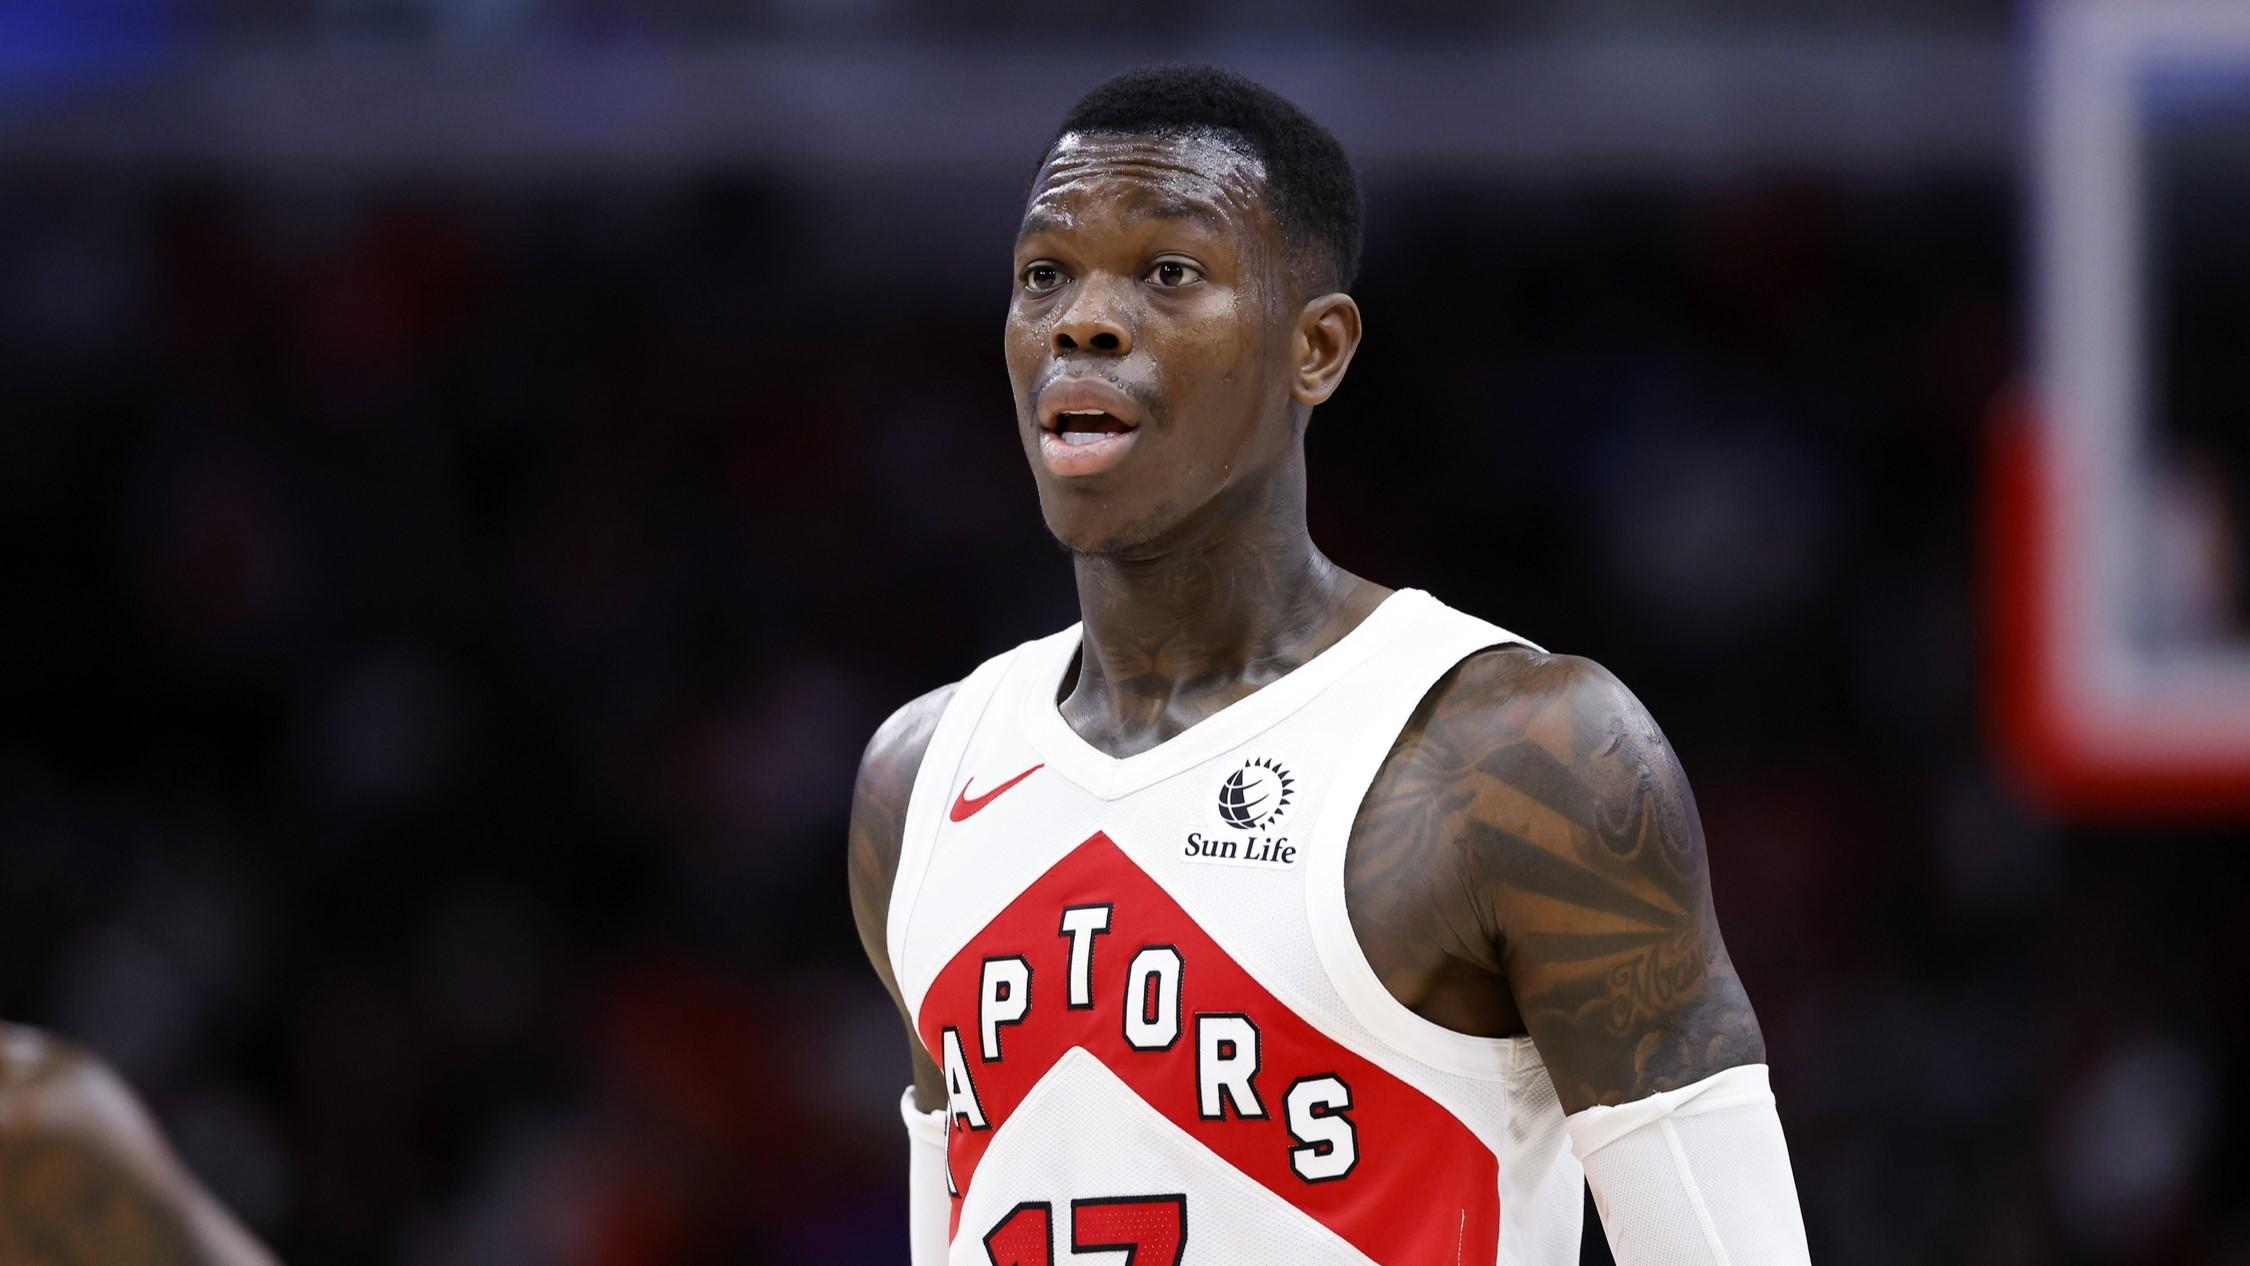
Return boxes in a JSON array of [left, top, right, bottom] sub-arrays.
[[1039, 427, 1140, 477]]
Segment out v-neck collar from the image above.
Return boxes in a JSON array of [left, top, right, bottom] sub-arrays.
[[1021, 588, 1432, 799]]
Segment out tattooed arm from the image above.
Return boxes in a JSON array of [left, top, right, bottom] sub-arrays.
[[1357, 647, 1808, 1261], [1472, 650, 1761, 1110], [0, 1026, 278, 1266], [1355, 647, 1763, 1113]]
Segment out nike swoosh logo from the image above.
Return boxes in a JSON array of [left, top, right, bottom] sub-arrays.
[[950, 763, 1044, 822]]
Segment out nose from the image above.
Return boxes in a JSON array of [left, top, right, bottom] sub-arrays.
[[1051, 277, 1133, 357]]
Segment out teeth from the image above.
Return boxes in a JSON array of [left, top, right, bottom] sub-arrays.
[[1058, 430, 1111, 446]]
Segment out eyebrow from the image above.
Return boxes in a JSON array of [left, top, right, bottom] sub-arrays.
[[1017, 197, 1228, 244], [1125, 198, 1227, 232]]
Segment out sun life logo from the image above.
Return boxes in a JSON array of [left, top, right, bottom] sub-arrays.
[[1216, 757, 1295, 831]]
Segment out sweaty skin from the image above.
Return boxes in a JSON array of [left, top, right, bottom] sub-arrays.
[[0, 1026, 279, 1266], [849, 129, 1762, 1120], [1006, 131, 1302, 559]]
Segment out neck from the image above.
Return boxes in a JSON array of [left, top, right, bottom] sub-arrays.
[[1062, 465, 1382, 754]]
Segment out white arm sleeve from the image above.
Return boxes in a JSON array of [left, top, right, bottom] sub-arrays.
[[1564, 1063, 1813, 1266], [901, 1087, 951, 1266]]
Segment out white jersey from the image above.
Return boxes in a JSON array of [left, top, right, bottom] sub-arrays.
[[887, 588, 1586, 1266]]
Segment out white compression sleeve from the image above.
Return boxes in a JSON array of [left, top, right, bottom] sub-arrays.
[[1564, 1064, 1813, 1265], [901, 1087, 951, 1265]]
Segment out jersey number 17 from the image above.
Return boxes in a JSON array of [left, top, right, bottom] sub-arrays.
[[984, 1193, 1187, 1265]]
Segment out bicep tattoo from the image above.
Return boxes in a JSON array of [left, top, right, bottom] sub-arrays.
[[0, 1134, 209, 1266], [1446, 655, 1764, 1111]]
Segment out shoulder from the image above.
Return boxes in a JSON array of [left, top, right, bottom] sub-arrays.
[[1391, 643, 1681, 805], [0, 1024, 280, 1266], [1406, 649, 1764, 1109], [846, 682, 961, 979], [0, 1023, 164, 1155], [0, 1023, 190, 1228], [1415, 643, 1701, 881], [854, 682, 961, 818], [1360, 642, 1690, 919], [848, 681, 960, 880], [1426, 644, 1653, 748], [847, 624, 1065, 832]]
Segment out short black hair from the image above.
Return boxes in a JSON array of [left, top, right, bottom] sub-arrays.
[[1046, 65, 1363, 295]]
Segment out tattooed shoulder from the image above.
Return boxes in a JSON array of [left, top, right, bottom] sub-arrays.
[[1413, 647, 1765, 1112], [0, 1035, 214, 1266], [0, 1136, 209, 1266]]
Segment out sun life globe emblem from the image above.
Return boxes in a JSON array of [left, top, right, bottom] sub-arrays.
[[1217, 757, 1296, 832]]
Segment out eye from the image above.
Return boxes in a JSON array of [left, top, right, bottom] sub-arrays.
[[1147, 259, 1204, 288], [1021, 262, 1065, 293]]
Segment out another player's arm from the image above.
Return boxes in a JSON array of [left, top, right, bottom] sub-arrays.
[[1372, 649, 1810, 1262], [0, 1026, 279, 1266]]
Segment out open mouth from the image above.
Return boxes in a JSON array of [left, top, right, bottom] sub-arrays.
[[1049, 409, 1136, 445], [1036, 406, 1140, 477], [1035, 380, 1144, 477]]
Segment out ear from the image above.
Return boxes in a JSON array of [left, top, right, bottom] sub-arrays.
[[1290, 292, 1362, 407]]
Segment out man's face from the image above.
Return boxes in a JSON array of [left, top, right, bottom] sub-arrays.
[[1005, 131, 1300, 556]]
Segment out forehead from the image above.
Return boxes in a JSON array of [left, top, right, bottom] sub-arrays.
[[1019, 131, 1273, 242]]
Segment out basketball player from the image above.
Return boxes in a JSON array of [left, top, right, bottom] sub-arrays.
[[849, 66, 1813, 1264], [0, 1024, 277, 1265]]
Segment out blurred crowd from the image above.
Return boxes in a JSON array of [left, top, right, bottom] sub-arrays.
[[1, 155, 2246, 1264]]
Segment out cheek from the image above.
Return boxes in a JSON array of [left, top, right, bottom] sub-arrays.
[[1181, 299, 1257, 390], [1200, 296, 1280, 419], [1003, 312, 1043, 383]]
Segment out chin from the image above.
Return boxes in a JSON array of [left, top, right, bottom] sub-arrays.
[[1039, 496, 1187, 559]]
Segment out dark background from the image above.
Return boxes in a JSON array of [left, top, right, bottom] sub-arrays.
[[3, 2, 2248, 1263]]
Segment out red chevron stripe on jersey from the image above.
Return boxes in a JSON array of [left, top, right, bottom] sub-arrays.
[[917, 831, 1501, 1265]]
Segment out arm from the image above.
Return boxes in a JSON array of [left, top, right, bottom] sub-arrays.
[[0, 1026, 279, 1266], [1418, 650, 1809, 1262], [845, 684, 958, 1261], [1459, 651, 1760, 1110]]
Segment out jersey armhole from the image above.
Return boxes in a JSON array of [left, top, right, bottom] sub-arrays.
[[1303, 612, 1550, 1085], [886, 646, 1025, 1018]]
